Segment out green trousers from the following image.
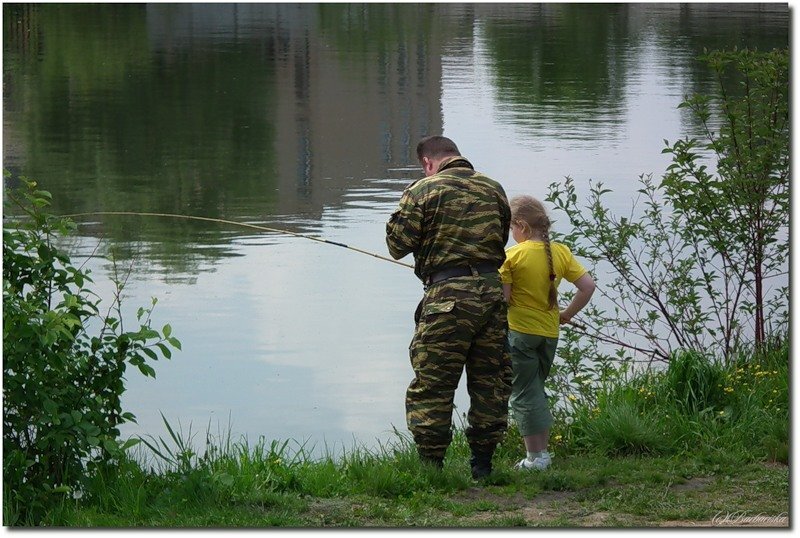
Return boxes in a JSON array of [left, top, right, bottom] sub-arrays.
[[508, 329, 558, 436], [406, 274, 512, 460]]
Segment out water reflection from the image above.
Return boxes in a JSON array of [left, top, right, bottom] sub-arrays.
[[4, 3, 442, 276], [2, 3, 789, 452]]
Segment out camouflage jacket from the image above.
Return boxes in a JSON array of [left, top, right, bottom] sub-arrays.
[[386, 156, 511, 282]]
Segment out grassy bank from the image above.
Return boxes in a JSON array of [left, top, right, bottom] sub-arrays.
[[7, 340, 789, 528]]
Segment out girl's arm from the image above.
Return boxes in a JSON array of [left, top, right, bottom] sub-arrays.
[[503, 283, 512, 302], [559, 273, 595, 324]]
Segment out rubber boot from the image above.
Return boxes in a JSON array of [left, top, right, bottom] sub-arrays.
[[470, 451, 493, 480]]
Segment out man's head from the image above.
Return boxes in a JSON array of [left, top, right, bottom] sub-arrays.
[[416, 136, 460, 176]]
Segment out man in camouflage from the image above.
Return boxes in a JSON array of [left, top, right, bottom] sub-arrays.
[[386, 135, 512, 479]]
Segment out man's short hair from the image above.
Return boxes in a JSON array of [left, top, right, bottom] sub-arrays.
[[416, 136, 460, 161]]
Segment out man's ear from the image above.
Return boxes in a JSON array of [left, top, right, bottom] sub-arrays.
[[421, 156, 432, 175]]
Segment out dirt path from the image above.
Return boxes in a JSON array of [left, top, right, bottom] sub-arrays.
[[452, 474, 789, 528]]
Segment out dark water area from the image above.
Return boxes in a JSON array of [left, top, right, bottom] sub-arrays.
[[2, 3, 789, 453]]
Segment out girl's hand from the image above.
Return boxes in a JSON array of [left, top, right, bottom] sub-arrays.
[[559, 311, 571, 325]]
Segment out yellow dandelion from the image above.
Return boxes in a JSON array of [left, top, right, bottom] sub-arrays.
[[568, 394, 577, 402]]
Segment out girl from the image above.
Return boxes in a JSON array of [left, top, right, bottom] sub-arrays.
[[499, 195, 595, 470]]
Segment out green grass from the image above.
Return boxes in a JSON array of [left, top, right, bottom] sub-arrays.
[[28, 448, 788, 528], [6, 340, 789, 527]]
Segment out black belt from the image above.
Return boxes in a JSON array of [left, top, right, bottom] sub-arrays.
[[425, 262, 498, 286]]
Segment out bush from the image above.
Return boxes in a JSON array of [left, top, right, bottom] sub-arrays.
[[3, 176, 180, 524], [547, 48, 788, 365], [539, 49, 789, 464]]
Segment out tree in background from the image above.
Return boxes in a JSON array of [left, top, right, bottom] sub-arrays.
[[663, 48, 789, 352], [547, 48, 788, 365]]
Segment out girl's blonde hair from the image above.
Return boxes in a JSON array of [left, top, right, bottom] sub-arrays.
[[510, 195, 558, 310]]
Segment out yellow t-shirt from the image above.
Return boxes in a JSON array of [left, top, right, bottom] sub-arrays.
[[499, 240, 587, 338]]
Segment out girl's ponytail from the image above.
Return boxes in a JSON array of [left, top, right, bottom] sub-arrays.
[[509, 194, 559, 311], [543, 235, 558, 310]]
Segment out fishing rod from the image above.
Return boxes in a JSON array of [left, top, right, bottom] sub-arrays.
[[65, 211, 593, 331], [62, 211, 414, 269]]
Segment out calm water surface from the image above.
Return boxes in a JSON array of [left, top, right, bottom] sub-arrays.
[[3, 3, 789, 454]]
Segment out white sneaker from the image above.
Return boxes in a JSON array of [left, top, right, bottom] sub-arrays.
[[515, 453, 551, 471]]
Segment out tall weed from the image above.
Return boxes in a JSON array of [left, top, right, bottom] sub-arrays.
[[664, 350, 726, 415]]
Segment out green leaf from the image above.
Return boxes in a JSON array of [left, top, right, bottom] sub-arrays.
[[138, 363, 156, 377], [156, 343, 172, 359], [121, 438, 141, 451], [43, 399, 58, 416], [103, 438, 120, 454], [140, 329, 160, 340], [142, 348, 158, 361]]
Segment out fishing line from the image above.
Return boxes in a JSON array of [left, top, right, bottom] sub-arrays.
[[62, 211, 414, 269], [64, 211, 594, 332]]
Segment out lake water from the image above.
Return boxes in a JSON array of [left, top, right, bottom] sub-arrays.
[[3, 3, 789, 455]]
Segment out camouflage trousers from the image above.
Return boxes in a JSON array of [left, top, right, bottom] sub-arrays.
[[406, 273, 512, 461]]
